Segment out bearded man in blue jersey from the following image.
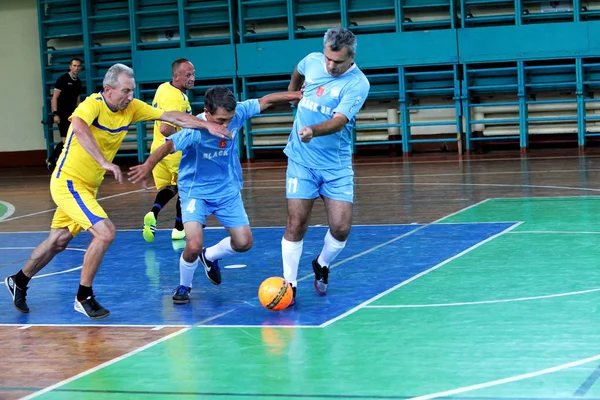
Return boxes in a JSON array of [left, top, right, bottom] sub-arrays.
[[129, 86, 302, 304], [281, 27, 371, 304]]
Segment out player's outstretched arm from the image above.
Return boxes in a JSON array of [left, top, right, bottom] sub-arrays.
[[288, 67, 305, 91], [258, 91, 303, 112], [71, 117, 122, 182], [159, 111, 232, 140], [128, 140, 175, 188]]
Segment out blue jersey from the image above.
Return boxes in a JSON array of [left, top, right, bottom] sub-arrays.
[[284, 52, 370, 169], [168, 99, 260, 200]]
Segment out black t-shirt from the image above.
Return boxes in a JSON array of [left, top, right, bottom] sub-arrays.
[[55, 73, 83, 117]]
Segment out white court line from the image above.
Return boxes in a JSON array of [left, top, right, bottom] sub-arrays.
[[235, 153, 600, 171], [0, 222, 503, 235], [509, 230, 600, 235], [0, 323, 190, 328], [0, 186, 155, 223], [297, 224, 428, 285], [0, 200, 15, 221], [244, 182, 600, 192], [319, 222, 523, 328], [0, 247, 85, 252], [196, 324, 321, 329], [364, 287, 600, 309], [252, 168, 600, 183], [408, 352, 600, 400], [33, 266, 83, 279], [432, 198, 492, 223], [22, 327, 191, 400], [0, 247, 85, 279]]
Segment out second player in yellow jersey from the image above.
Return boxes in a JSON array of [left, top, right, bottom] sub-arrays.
[[142, 58, 195, 243]]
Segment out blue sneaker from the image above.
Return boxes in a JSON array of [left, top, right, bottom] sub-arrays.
[[172, 285, 191, 304], [200, 249, 221, 285], [312, 257, 328, 295]]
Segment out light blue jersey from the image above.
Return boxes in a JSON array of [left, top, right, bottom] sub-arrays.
[[168, 99, 260, 201], [284, 52, 370, 169]]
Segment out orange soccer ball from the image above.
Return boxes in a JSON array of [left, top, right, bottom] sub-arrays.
[[258, 277, 294, 311]]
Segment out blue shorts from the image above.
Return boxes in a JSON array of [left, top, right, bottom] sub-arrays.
[[285, 158, 354, 203], [180, 192, 249, 228]]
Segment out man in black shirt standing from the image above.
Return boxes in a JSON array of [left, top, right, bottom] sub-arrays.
[[47, 58, 83, 171]]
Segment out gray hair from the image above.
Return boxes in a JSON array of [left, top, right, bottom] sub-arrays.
[[323, 27, 357, 56], [103, 63, 134, 87]]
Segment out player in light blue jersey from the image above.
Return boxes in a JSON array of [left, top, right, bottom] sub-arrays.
[[129, 86, 302, 304], [282, 27, 370, 304]]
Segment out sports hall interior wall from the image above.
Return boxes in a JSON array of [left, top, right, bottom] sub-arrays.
[[4, 0, 600, 167]]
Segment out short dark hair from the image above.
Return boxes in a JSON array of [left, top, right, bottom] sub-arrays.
[[70, 57, 82, 65], [171, 58, 190, 75], [204, 86, 237, 114]]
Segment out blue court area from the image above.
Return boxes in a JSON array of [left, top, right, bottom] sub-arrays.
[[0, 223, 514, 327]]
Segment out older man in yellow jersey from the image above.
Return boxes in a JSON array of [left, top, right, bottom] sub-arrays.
[[142, 58, 194, 243], [3, 63, 230, 319]]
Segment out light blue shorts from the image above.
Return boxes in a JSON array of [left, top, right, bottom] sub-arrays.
[[285, 158, 354, 203], [180, 191, 249, 228]]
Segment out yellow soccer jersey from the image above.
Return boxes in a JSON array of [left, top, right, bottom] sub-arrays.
[[55, 92, 164, 188], [150, 82, 192, 160]]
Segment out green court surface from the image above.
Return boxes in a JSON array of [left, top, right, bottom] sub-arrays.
[[34, 197, 600, 399]]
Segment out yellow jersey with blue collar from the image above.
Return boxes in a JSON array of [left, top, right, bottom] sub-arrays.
[[150, 82, 191, 161], [55, 92, 164, 188]]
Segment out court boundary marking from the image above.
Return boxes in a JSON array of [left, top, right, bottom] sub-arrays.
[[364, 287, 600, 309], [0, 200, 15, 221], [409, 352, 600, 399], [318, 221, 523, 328]]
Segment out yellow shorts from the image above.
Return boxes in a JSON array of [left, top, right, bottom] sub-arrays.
[[50, 176, 108, 236], [152, 156, 180, 190]]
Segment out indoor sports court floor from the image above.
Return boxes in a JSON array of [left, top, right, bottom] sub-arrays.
[[2, 152, 600, 399]]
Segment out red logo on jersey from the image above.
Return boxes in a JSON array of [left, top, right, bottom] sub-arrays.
[[219, 140, 227, 148], [316, 86, 325, 97]]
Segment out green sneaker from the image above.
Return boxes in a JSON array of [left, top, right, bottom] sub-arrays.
[[142, 212, 156, 243], [171, 228, 185, 240]]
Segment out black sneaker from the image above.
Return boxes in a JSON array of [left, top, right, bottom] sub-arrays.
[[172, 285, 191, 304], [200, 249, 221, 285], [74, 296, 110, 319], [5, 275, 29, 313], [312, 258, 329, 295], [290, 286, 297, 306]]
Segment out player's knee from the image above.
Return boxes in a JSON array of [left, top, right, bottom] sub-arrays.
[[96, 223, 116, 245], [53, 236, 71, 252], [329, 225, 351, 241], [185, 239, 203, 257], [286, 215, 308, 235], [232, 236, 253, 253], [49, 229, 73, 252]]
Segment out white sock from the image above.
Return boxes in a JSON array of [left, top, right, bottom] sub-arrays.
[[317, 230, 346, 268], [205, 237, 236, 261], [282, 238, 303, 287], [179, 254, 198, 288]]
